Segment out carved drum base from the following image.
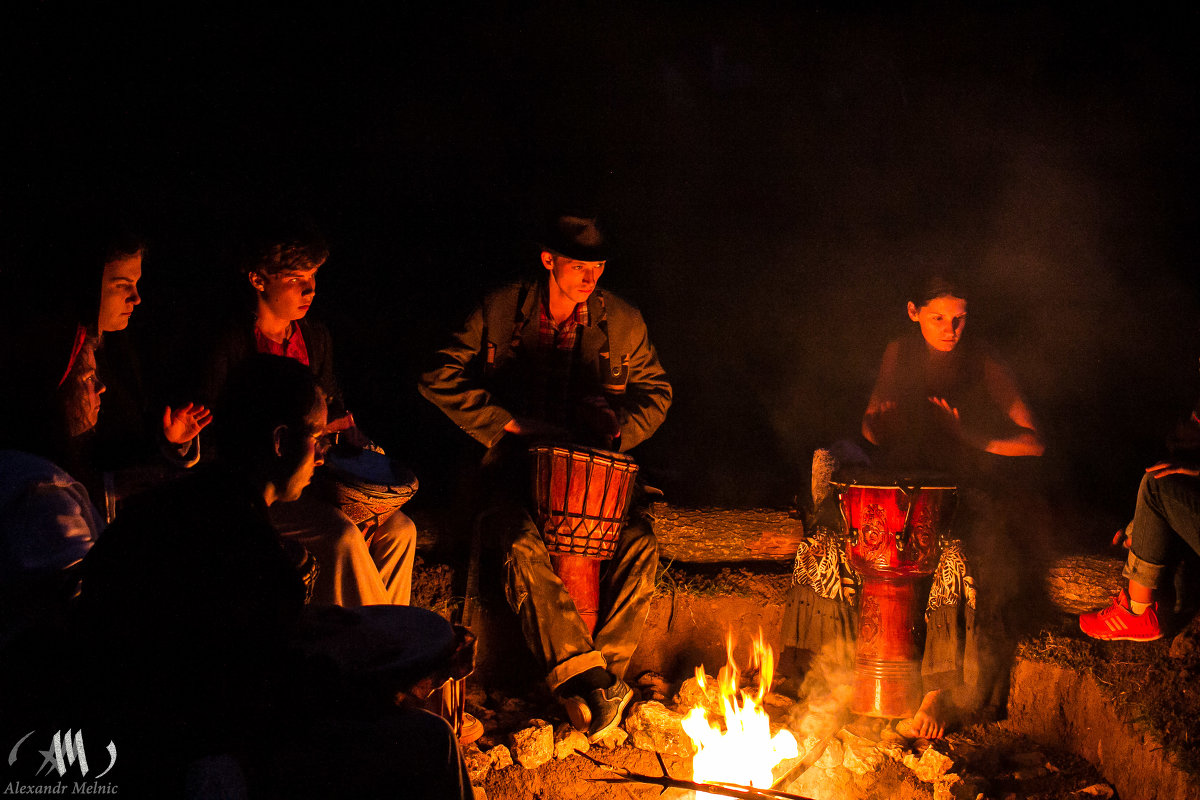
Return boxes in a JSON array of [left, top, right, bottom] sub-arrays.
[[551, 554, 602, 635], [853, 576, 924, 717]]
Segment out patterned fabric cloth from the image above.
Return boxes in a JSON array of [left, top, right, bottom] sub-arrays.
[[790, 525, 860, 607], [790, 527, 976, 619], [926, 540, 975, 614]]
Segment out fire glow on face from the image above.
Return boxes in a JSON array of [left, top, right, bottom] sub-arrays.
[[681, 632, 799, 795]]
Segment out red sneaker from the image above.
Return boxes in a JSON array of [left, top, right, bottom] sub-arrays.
[[1079, 589, 1162, 642]]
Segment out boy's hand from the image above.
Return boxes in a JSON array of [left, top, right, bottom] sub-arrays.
[[327, 412, 372, 450], [162, 403, 213, 444]]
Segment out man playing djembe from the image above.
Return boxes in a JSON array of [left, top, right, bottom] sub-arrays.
[[419, 211, 671, 740]]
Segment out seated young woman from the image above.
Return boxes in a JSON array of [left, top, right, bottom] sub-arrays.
[[65, 224, 212, 518], [862, 275, 1044, 476], [0, 317, 106, 650], [783, 275, 1044, 740]]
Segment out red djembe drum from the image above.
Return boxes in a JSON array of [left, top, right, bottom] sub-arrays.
[[833, 472, 957, 718], [530, 444, 639, 633]]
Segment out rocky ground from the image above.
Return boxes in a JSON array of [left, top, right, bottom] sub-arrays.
[[452, 666, 1121, 800], [408, 503, 1200, 800]]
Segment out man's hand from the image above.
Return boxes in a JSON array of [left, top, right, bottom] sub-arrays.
[[1146, 460, 1200, 479], [578, 395, 621, 444], [162, 403, 213, 444], [503, 416, 569, 440]]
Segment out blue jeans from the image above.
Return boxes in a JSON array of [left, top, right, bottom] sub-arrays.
[[1125, 473, 1200, 589]]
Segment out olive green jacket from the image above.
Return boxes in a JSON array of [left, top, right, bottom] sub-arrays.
[[419, 280, 671, 452]]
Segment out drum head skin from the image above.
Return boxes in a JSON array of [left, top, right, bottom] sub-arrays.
[[528, 442, 636, 467], [830, 465, 956, 490], [325, 449, 418, 492]]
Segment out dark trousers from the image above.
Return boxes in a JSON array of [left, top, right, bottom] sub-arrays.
[[489, 503, 658, 692]]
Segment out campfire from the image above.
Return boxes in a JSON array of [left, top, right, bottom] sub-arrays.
[[681, 632, 799, 794]]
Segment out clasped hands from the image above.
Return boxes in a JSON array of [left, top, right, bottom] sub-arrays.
[[503, 396, 621, 446]]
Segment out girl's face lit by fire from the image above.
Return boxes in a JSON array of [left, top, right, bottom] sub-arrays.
[[68, 346, 105, 437], [98, 251, 143, 333], [908, 295, 968, 353], [250, 262, 322, 325]]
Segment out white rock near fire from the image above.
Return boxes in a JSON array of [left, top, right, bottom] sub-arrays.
[[903, 746, 955, 783], [509, 719, 554, 769], [552, 724, 589, 760], [461, 743, 492, 784], [487, 744, 514, 771], [592, 726, 628, 749], [623, 701, 696, 758]]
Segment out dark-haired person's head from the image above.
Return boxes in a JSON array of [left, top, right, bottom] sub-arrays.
[[538, 212, 608, 311], [243, 221, 329, 328], [0, 318, 103, 464], [54, 213, 146, 335], [213, 354, 327, 504], [97, 246, 144, 334], [907, 273, 969, 354]]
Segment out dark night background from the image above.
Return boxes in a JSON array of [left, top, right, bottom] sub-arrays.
[[5, 3, 1199, 521]]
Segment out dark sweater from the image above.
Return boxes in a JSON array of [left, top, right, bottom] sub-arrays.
[[203, 315, 345, 418]]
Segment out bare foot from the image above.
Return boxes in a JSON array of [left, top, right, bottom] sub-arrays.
[[895, 689, 947, 740]]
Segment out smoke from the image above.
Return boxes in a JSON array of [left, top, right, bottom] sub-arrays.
[[786, 642, 856, 741]]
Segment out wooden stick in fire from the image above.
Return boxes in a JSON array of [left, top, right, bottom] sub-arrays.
[[576, 750, 817, 800], [769, 727, 840, 791]]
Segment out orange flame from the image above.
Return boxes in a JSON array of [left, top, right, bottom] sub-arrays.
[[681, 631, 799, 795]]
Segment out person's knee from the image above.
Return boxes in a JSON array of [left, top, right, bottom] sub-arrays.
[[501, 521, 545, 608], [621, 521, 658, 567], [327, 516, 370, 558], [504, 518, 548, 562], [377, 511, 418, 549]]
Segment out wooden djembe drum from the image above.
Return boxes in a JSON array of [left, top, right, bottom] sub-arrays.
[[530, 444, 639, 633], [833, 472, 957, 718]]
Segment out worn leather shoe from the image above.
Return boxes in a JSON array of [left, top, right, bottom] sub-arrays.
[[585, 678, 634, 742], [560, 693, 592, 733]]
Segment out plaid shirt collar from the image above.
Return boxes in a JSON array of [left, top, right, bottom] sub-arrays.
[[537, 289, 589, 353]]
